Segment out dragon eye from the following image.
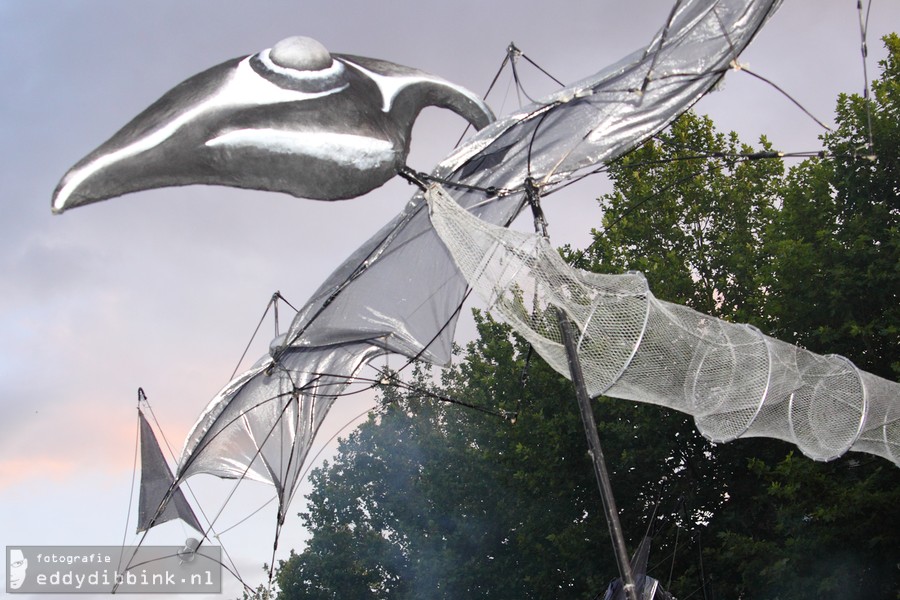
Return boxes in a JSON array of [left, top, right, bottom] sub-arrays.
[[269, 36, 333, 72], [249, 36, 345, 94]]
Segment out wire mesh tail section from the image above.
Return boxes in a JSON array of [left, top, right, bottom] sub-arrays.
[[426, 183, 898, 465]]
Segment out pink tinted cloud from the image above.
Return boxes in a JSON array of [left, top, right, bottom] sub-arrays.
[[0, 456, 79, 489], [0, 395, 142, 490]]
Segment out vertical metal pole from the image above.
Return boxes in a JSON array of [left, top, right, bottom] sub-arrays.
[[524, 180, 636, 600], [557, 311, 639, 600]]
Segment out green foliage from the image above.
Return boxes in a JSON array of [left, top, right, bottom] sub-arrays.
[[709, 454, 900, 599], [577, 112, 784, 327], [274, 321, 607, 599], [767, 33, 900, 379], [241, 585, 275, 600], [271, 36, 900, 600], [272, 312, 726, 599], [580, 36, 900, 599]]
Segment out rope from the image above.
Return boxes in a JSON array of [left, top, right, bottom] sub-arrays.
[[230, 293, 278, 380], [116, 395, 142, 577], [733, 63, 831, 131], [857, 0, 875, 152], [398, 165, 502, 197], [519, 49, 565, 87], [381, 370, 516, 421], [453, 40, 565, 174], [508, 43, 535, 105], [666, 525, 680, 590], [640, 0, 682, 95], [697, 528, 708, 600], [454, 47, 512, 148], [215, 496, 277, 537], [600, 168, 705, 235], [128, 390, 248, 591], [114, 549, 257, 596], [215, 403, 373, 537], [546, 145, 827, 198]]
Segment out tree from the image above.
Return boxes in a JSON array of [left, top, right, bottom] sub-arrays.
[[580, 36, 900, 599], [272, 309, 727, 599], [700, 35, 900, 599], [766, 34, 900, 380], [578, 108, 798, 598], [272, 36, 900, 600], [273, 325, 618, 599], [573, 111, 784, 326]]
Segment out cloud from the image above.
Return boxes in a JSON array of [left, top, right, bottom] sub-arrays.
[[0, 396, 136, 490]]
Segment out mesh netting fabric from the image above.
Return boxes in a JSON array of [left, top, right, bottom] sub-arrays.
[[170, 0, 786, 509], [427, 183, 899, 465]]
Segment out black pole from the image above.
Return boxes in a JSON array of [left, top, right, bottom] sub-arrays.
[[524, 179, 637, 600], [557, 311, 639, 600]]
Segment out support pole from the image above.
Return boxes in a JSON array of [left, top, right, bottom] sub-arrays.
[[557, 311, 639, 600], [524, 179, 637, 600]]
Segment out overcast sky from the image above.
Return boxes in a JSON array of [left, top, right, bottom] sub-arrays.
[[2, 1, 898, 598]]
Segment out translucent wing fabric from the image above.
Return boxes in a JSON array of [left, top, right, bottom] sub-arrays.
[[427, 183, 900, 465], [177, 0, 785, 517], [280, 0, 783, 368], [177, 343, 382, 522]]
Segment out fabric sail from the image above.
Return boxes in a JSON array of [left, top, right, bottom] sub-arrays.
[[137, 409, 203, 534], [177, 0, 786, 522]]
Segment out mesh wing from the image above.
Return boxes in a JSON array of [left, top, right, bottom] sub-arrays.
[[427, 183, 899, 465], [177, 0, 787, 512], [281, 0, 783, 369]]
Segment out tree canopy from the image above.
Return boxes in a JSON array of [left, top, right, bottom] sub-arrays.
[[264, 35, 900, 600]]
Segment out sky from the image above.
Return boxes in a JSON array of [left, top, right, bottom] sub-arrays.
[[1, 1, 898, 598]]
